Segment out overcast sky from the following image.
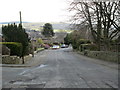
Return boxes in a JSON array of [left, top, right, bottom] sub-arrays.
[[0, 0, 72, 23]]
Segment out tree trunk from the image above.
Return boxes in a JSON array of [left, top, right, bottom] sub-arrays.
[[104, 39, 110, 51], [22, 56, 24, 64]]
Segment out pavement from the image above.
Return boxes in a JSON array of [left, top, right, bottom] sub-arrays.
[[2, 47, 119, 88]]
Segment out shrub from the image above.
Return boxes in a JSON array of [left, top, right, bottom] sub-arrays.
[[76, 39, 91, 50], [80, 44, 98, 51], [72, 44, 78, 49]]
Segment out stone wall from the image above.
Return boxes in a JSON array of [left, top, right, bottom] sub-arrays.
[[1, 55, 32, 64], [2, 55, 22, 64], [86, 51, 119, 63]]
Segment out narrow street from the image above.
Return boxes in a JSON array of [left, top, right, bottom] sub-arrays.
[[2, 47, 118, 88]]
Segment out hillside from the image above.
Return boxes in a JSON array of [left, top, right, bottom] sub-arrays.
[[23, 22, 71, 31], [0, 22, 71, 30]]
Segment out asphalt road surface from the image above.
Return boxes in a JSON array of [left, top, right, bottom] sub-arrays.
[[2, 47, 118, 89]]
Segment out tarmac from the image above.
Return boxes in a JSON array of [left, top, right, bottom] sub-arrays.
[[0, 48, 119, 70]]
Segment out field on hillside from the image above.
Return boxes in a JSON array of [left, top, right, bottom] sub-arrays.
[[54, 29, 73, 33]]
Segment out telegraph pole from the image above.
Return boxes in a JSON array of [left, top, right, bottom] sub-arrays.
[[19, 11, 24, 64], [19, 11, 22, 26]]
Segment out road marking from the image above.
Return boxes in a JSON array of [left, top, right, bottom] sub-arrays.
[[19, 64, 47, 75], [36, 64, 47, 68]]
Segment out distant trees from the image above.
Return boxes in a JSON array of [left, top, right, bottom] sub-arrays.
[[42, 23, 54, 37], [64, 34, 72, 45], [69, 1, 120, 50], [64, 31, 92, 50], [64, 30, 81, 49], [2, 23, 30, 64]]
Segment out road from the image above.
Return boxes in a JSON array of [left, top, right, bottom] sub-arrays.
[[2, 47, 118, 89]]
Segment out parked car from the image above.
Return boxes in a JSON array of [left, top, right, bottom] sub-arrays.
[[61, 44, 68, 48], [61, 44, 66, 48], [65, 45, 69, 48], [52, 45, 60, 49], [43, 44, 50, 49]]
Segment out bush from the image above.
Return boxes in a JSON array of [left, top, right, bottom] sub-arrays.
[[64, 32, 92, 50], [80, 44, 98, 51], [76, 39, 91, 50], [72, 44, 78, 49]]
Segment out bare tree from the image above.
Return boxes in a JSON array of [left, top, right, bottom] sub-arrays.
[[69, 0, 120, 50]]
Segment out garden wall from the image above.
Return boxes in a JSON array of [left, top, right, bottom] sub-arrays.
[[86, 51, 119, 63], [1, 55, 32, 64], [1, 48, 44, 64], [2, 55, 22, 64]]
